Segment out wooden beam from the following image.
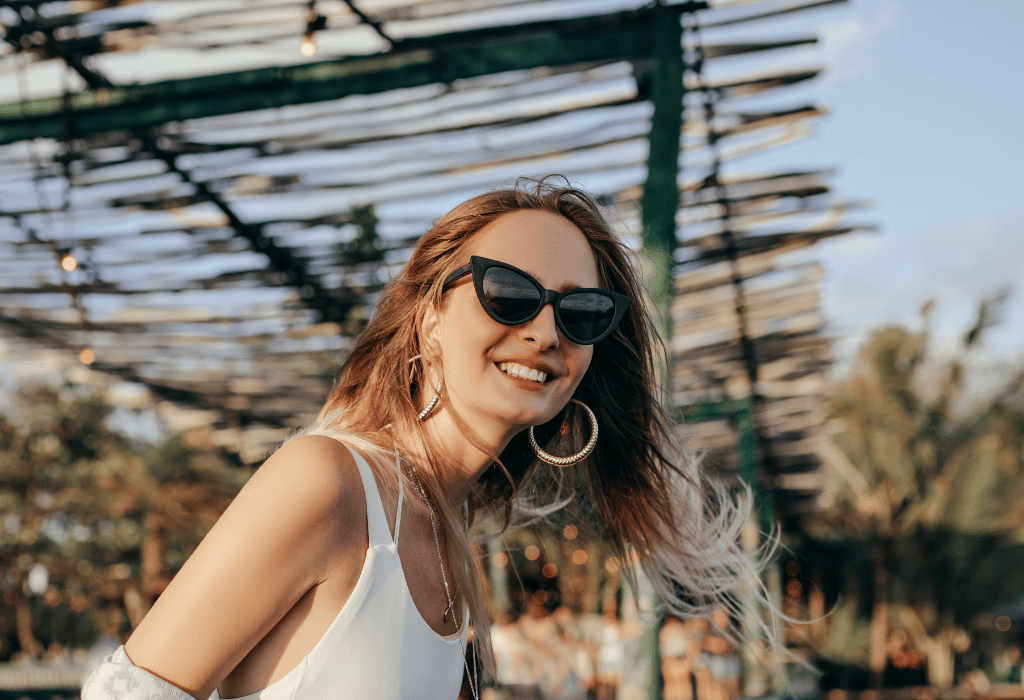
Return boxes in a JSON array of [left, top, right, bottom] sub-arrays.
[[701, 0, 847, 29]]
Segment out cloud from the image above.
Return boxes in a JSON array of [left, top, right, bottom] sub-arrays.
[[819, 0, 905, 83], [821, 211, 1024, 360]]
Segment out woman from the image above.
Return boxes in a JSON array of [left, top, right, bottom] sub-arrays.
[[83, 178, 762, 700]]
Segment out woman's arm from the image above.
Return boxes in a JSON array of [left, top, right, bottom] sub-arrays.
[[110, 435, 367, 700]]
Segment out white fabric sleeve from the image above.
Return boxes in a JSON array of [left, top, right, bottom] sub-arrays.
[[81, 645, 201, 700]]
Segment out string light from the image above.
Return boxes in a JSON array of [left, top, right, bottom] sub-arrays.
[[17, 44, 92, 374], [300, 1, 327, 56]]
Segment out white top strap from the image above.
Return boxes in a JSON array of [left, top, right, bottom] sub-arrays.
[[393, 445, 404, 547], [347, 446, 394, 546]]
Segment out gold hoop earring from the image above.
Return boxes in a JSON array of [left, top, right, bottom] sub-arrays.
[[409, 355, 441, 421], [529, 399, 598, 467]]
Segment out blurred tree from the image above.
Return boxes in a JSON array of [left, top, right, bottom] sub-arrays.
[[0, 383, 246, 660], [0, 385, 127, 659], [807, 295, 1024, 687], [334, 202, 385, 336], [337, 203, 384, 266]]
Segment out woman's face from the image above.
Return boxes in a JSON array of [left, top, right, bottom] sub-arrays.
[[428, 209, 599, 434]]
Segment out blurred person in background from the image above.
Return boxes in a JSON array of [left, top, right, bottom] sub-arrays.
[[551, 603, 595, 697], [994, 644, 1023, 684], [491, 602, 538, 694], [516, 588, 588, 700], [659, 616, 694, 700], [700, 610, 741, 700], [82, 178, 768, 700], [594, 596, 624, 700]]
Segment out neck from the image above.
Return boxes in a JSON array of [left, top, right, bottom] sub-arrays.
[[414, 406, 519, 512]]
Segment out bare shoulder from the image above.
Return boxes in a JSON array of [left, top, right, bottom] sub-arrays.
[[253, 435, 365, 519], [259, 434, 361, 489], [122, 434, 369, 699], [227, 434, 369, 562]]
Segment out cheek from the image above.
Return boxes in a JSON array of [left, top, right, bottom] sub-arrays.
[[438, 295, 505, 364], [568, 347, 594, 386]]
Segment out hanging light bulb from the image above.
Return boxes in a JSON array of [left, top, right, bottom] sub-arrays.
[[300, 33, 317, 56], [79, 348, 95, 365], [300, 1, 326, 57], [61, 253, 78, 272]]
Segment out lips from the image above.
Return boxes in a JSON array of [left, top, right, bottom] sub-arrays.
[[498, 361, 549, 384]]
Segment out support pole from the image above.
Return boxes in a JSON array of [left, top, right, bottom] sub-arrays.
[[639, 5, 685, 359], [633, 6, 687, 700]]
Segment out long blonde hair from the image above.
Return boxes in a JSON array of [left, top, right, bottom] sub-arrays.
[[300, 176, 769, 676]]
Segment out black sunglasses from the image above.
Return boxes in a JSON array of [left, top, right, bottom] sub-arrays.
[[441, 256, 630, 345]]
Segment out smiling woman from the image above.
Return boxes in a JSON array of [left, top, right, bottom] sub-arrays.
[[82, 177, 768, 700]]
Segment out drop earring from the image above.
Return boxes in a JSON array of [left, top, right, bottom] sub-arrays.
[[419, 380, 441, 421], [409, 355, 441, 421]]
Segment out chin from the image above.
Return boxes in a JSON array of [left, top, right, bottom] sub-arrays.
[[466, 373, 572, 429], [504, 397, 567, 429]]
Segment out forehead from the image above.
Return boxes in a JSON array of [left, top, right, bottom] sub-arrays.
[[465, 210, 600, 289]]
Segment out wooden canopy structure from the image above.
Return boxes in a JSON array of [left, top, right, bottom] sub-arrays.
[[0, 0, 868, 520]]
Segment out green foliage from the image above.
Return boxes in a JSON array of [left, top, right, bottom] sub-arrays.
[[818, 598, 870, 666], [806, 298, 1024, 684], [337, 203, 384, 265], [0, 383, 247, 660]]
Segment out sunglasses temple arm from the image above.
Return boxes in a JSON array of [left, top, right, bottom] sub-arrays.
[[441, 263, 473, 291]]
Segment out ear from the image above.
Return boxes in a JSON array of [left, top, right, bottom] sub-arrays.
[[418, 302, 443, 362]]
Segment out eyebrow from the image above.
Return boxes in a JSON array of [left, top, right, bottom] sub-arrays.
[[516, 264, 588, 293], [526, 270, 586, 293], [448, 256, 597, 292]]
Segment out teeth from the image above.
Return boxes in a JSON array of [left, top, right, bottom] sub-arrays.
[[498, 362, 548, 384]]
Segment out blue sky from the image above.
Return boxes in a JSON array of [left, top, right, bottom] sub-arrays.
[[738, 0, 1024, 363]]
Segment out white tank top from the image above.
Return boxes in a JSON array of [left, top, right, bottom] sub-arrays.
[[211, 445, 467, 700]]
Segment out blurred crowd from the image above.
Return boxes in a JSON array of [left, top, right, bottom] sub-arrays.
[[489, 590, 740, 700], [659, 612, 740, 700]]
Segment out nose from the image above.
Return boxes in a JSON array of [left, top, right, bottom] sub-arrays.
[[520, 302, 560, 350]]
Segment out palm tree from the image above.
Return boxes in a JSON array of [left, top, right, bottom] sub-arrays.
[[806, 295, 1024, 687]]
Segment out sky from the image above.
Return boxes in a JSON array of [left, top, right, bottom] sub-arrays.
[[736, 0, 1024, 364]]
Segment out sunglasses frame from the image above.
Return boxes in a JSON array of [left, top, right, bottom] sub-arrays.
[[441, 255, 630, 345]]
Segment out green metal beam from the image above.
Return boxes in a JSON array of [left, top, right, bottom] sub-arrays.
[[639, 5, 687, 352], [678, 397, 768, 526], [0, 5, 705, 146], [634, 8, 694, 700]]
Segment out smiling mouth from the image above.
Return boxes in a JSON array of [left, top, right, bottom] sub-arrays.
[[498, 361, 550, 384]]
